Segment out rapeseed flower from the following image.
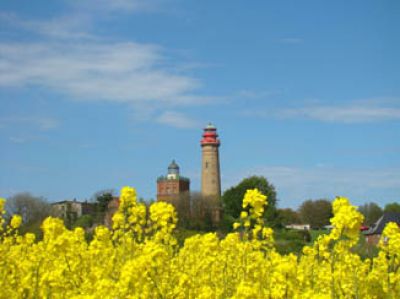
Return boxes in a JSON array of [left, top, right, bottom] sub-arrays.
[[0, 187, 398, 298]]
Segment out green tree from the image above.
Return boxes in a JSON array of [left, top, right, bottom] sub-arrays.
[[222, 176, 278, 226], [384, 202, 400, 213], [298, 199, 332, 229], [188, 192, 215, 231], [95, 191, 114, 212], [92, 190, 114, 224], [278, 208, 301, 226], [5, 192, 51, 238], [73, 215, 94, 229], [358, 202, 383, 226]]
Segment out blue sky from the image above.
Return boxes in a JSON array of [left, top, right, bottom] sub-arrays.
[[0, 0, 399, 208]]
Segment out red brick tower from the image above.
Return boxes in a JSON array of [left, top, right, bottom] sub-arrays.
[[157, 160, 190, 203]]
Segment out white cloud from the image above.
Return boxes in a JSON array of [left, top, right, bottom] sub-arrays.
[[156, 111, 199, 128], [9, 137, 28, 144], [0, 41, 203, 107], [282, 105, 400, 123], [0, 12, 93, 40], [0, 3, 216, 129], [67, 0, 164, 13], [0, 116, 59, 130], [244, 100, 400, 123], [0, 1, 165, 39]]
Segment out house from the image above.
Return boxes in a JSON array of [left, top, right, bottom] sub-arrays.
[[104, 197, 120, 228], [364, 212, 400, 245], [157, 160, 190, 203], [285, 224, 311, 230], [51, 199, 95, 224]]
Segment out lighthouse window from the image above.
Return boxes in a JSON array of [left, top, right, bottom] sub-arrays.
[[205, 162, 208, 168]]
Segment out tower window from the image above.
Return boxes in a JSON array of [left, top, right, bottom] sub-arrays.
[[205, 161, 208, 168]]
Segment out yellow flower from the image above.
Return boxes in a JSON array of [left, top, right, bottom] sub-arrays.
[[0, 197, 5, 212], [10, 214, 22, 229], [242, 188, 267, 218], [0, 187, 398, 298], [233, 222, 241, 230]]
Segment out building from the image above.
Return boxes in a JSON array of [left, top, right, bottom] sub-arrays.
[[104, 197, 120, 228], [200, 123, 222, 223], [364, 212, 400, 245], [51, 199, 95, 224], [157, 160, 190, 203], [201, 123, 221, 198], [285, 224, 311, 231]]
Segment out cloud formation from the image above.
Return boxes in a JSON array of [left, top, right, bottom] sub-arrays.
[[0, 3, 210, 128], [67, 0, 163, 14], [244, 100, 400, 123], [0, 41, 202, 106], [156, 111, 200, 128], [0, 12, 93, 40], [0, 116, 59, 131], [282, 104, 400, 123]]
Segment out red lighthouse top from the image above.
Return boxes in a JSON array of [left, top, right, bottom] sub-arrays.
[[201, 123, 220, 146]]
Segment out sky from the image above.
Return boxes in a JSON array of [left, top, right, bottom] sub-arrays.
[[0, 0, 399, 209]]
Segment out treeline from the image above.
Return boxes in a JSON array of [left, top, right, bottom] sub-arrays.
[[4, 177, 400, 239], [3, 190, 119, 238], [279, 199, 400, 229]]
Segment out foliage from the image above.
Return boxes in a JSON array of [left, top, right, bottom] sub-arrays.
[[171, 192, 191, 229], [5, 192, 51, 223], [384, 202, 400, 213], [353, 234, 380, 260], [274, 229, 311, 255], [309, 229, 329, 243], [277, 208, 301, 226], [185, 192, 216, 231], [73, 215, 94, 229], [358, 202, 383, 226], [5, 192, 51, 239], [298, 199, 332, 229], [95, 191, 114, 212], [222, 176, 277, 226], [1, 187, 400, 298], [218, 213, 236, 232], [173, 228, 204, 247]]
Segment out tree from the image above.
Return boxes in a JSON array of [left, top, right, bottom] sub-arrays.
[[187, 192, 215, 231], [358, 202, 383, 226], [73, 215, 94, 229], [92, 190, 114, 224], [278, 208, 301, 226], [5, 192, 51, 237], [298, 199, 332, 229], [222, 176, 278, 226], [94, 190, 114, 212], [384, 202, 400, 214], [161, 192, 192, 229]]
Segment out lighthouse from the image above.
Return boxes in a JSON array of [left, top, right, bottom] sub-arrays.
[[201, 123, 221, 199], [157, 160, 190, 203]]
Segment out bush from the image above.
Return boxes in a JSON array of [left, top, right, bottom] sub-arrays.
[[73, 215, 94, 229], [274, 229, 311, 254]]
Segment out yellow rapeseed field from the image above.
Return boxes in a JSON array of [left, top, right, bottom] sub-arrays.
[[0, 187, 399, 298]]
